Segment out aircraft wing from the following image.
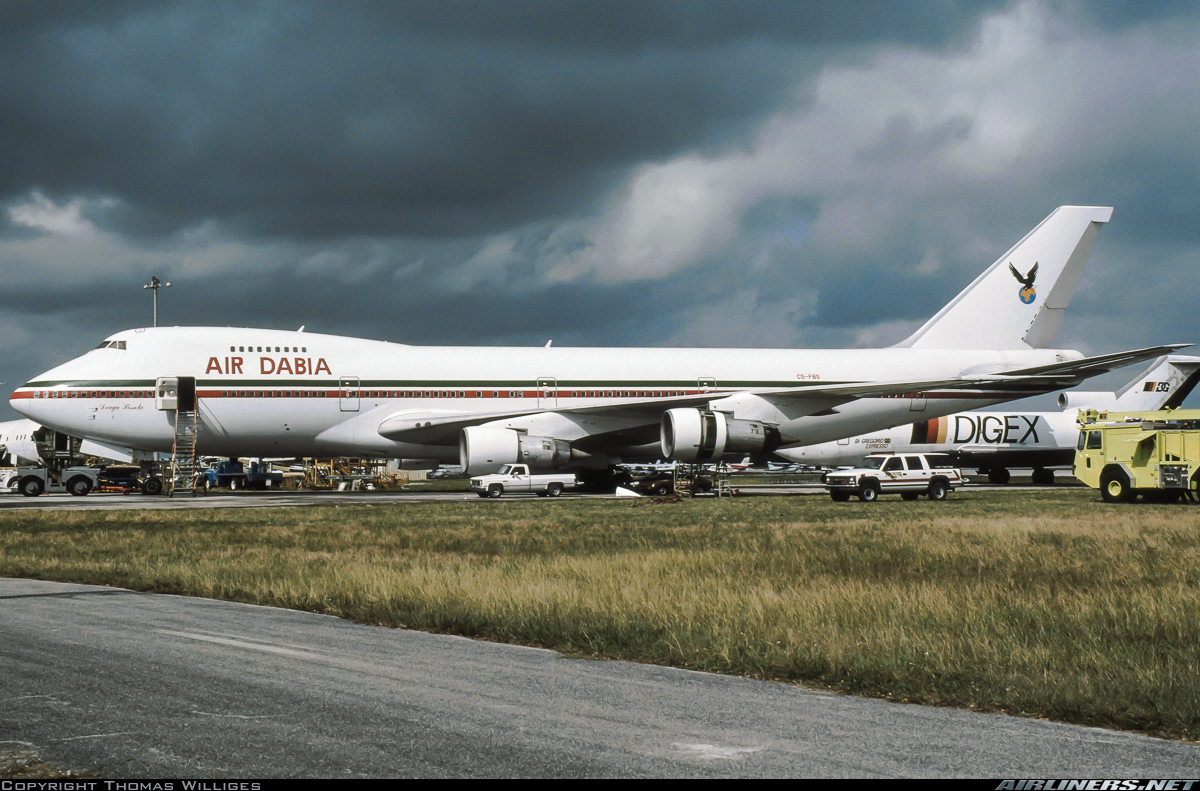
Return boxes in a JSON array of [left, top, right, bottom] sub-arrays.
[[376, 344, 1188, 446], [376, 377, 1015, 445], [979, 344, 1192, 385]]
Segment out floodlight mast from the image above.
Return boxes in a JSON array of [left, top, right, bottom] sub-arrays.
[[142, 276, 171, 328]]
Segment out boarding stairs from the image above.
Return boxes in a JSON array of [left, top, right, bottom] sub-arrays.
[[168, 407, 200, 496]]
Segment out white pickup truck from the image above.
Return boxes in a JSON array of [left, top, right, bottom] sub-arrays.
[[823, 453, 963, 502], [470, 464, 576, 498]]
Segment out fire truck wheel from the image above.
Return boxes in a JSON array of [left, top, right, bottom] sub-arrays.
[[1100, 468, 1135, 504], [141, 477, 163, 496]]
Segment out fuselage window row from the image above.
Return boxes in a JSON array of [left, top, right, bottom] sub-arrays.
[[31, 387, 694, 399]]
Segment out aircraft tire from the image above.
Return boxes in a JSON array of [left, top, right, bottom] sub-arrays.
[[19, 476, 44, 498], [988, 468, 1011, 485], [67, 476, 92, 497], [830, 490, 851, 502], [901, 491, 920, 501], [141, 477, 163, 495], [1031, 468, 1055, 486]]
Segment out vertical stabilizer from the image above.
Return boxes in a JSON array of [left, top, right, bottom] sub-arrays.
[[1057, 355, 1200, 411], [896, 206, 1113, 350]]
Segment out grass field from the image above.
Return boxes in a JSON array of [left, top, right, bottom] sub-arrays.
[[2, 489, 1198, 740]]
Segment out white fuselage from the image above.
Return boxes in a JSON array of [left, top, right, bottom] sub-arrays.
[[11, 327, 1077, 464], [778, 410, 1080, 469], [0, 418, 42, 466]]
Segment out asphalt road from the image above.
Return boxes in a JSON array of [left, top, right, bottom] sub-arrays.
[[3, 578, 1198, 778]]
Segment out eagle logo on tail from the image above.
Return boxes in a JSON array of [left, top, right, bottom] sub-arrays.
[[1009, 261, 1038, 304]]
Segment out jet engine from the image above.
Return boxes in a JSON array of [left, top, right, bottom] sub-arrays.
[[459, 426, 573, 475], [660, 408, 781, 462], [1057, 392, 1115, 411]]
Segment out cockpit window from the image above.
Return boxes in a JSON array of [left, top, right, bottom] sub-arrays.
[[95, 340, 127, 350]]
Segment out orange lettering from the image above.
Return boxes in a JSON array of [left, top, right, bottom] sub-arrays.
[[205, 357, 223, 374], [230, 357, 243, 374], [277, 357, 293, 374], [314, 358, 331, 375], [294, 358, 307, 375], [261, 357, 275, 375]]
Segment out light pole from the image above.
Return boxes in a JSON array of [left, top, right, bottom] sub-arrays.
[[142, 276, 171, 327]]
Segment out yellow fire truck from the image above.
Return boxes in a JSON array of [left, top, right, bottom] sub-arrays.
[[1075, 408, 1200, 503]]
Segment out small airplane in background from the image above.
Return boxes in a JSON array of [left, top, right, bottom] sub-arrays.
[[780, 354, 1200, 483], [0, 418, 132, 468], [10, 206, 1188, 478]]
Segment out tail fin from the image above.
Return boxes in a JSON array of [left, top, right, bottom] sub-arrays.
[[1057, 354, 1200, 411], [896, 206, 1113, 350]]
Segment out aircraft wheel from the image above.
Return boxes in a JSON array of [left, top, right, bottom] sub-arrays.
[[141, 477, 163, 495], [67, 476, 92, 496], [19, 476, 44, 498], [1031, 468, 1055, 486], [488, 484, 503, 498], [830, 490, 851, 502], [858, 481, 880, 502], [547, 482, 563, 497], [988, 468, 1011, 485], [901, 491, 920, 501]]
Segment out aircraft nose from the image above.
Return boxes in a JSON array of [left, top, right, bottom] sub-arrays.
[[10, 381, 41, 419]]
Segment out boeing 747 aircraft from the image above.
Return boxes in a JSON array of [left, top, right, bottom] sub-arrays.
[[9, 206, 1187, 476]]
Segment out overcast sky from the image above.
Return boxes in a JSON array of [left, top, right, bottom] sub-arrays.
[[3, 0, 1199, 418]]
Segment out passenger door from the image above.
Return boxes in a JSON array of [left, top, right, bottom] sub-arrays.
[[339, 377, 360, 412]]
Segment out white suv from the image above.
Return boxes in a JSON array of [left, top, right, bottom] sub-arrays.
[[823, 453, 963, 502]]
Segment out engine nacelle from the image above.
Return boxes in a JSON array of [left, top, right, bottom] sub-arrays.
[[660, 409, 780, 462], [459, 426, 573, 474], [1057, 391, 1115, 411]]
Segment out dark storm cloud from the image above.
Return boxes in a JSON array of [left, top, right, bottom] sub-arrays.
[[0, 1, 1011, 240]]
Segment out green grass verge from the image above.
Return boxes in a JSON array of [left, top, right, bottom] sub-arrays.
[[2, 490, 1198, 740]]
